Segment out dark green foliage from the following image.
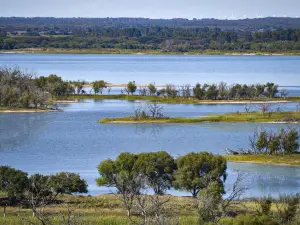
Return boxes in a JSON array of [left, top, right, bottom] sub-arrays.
[[252, 128, 299, 155], [34, 74, 74, 98], [0, 166, 28, 203], [133, 151, 176, 194], [49, 172, 88, 195], [92, 80, 107, 94], [126, 81, 137, 95], [97, 153, 141, 194], [174, 152, 227, 197]]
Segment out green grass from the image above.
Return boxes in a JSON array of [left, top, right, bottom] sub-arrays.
[[67, 94, 300, 104], [226, 154, 300, 166], [0, 194, 266, 225], [99, 111, 300, 124]]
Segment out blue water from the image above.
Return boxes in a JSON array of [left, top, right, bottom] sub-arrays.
[[1, 54, 300, 197], [1, 54, 300, 87], [1, 100, 300, 197]]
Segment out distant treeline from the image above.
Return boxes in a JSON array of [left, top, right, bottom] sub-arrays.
[[1, 27, 300, 52], [2, 17, 300, 30]]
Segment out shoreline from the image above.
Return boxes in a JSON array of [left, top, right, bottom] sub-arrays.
[[1, 48, 300, 56], [226, 154, 300, 167], [0, 108, 57, 113], [99, 112, 300, 124], [70, 94, 300, 104]]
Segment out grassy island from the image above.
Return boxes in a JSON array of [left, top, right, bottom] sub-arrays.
[[226, 154, 300, 167], [99, 111, 300, 124]]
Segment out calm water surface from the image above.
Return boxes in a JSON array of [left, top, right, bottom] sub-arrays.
[[1, 54, 300, 197], [1, 54, 300, 87], [1, 100, 300, 197]]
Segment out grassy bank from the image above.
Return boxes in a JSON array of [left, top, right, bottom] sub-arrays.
[[99, 111, 300, 124], [0, 194, 274, 225], [0, 106, 55, 113], [2, 48, 300, 55], [67, 94, 300, 104], [226, 154, 300, 166]]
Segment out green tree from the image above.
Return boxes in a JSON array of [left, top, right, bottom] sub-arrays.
[[266, 82, 278, 98], [281, 128, 299, 154], [147, 83, 157, 96], [92, 80, 107, 95], [50, 172, 88, 195], [97, 152, 141, 193], [126, 81, 137, 95], [193, 83, 204, 100], [133, 151, 176, 194], [0, 166, 28, 213], [174, 152, 227, 197]]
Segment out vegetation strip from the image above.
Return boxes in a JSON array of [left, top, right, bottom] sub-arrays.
[[226, 154, 300, 167], [99, 112, 300, 124]]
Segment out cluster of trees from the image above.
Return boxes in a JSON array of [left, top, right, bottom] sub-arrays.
[[0, 67, 50, 108], [97, 151, 227, 197], [2, 27, 300, 52], [34, 74, 75, 98], [227, 128, 299, 155], [0, 166, 87, 218], [0, 67, 79, 108], [116, 81, 280, 100]]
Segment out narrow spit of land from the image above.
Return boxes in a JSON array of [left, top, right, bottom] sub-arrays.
[[226, 154, 300, 167], [0, 107, 57, 113], [69, 94, 300, 104], [99, 111, 300, 124]]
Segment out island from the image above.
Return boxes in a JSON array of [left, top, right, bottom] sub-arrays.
[[99, 111, 300, 124]]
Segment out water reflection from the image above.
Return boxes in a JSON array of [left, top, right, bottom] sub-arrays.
[[134, 124, 164, 137], [1, 100, 300, 197]]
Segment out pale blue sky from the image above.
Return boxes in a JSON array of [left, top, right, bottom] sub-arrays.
[[1, 0, 300, 19]]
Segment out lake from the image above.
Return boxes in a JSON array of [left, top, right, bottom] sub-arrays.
[[1, 54, 300, 197], [1, 99, 300, 197]]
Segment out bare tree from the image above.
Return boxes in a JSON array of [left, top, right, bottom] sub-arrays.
[[139, 85, 148, 96], [280, 89, 289, 100], [244, 104, 252, 113], [180, 84, 191, 99], [147, 102, 164, 119], [196, 173, 248, 223], [258, 102, 271, 114]]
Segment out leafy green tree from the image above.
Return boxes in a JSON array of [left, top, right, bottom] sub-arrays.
[[174, 152, 227, 197], [266, 82, 278, 98], [193, 83, 204, 100], [281, 128, 299, 154], [133, 151, 176, 194], [92, 80, 107, 95], [97, 152, 141, 193], [147, 83, 157, 96], [0, 166, 28, 207], [50, 172, 88, 195], [205, 84, 219, 100], [126, 81, 137, 95]]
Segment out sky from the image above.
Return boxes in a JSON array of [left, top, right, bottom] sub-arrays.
[[1, 0, 300, 19]]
